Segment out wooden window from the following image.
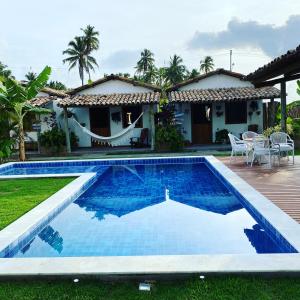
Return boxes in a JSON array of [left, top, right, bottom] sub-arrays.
[[225, 101, 247, 124], [122, 106, 143, 128]]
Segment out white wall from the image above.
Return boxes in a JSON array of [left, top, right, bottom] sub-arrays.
[[179, 74, 253, 91], [77, 79, 152, 95], [176, 74, 263, 143], [212, 100, 264, 142]]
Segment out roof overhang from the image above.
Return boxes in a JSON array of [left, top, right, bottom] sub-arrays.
[[168, 86, 281, 104], [58, 92, 161, 107]]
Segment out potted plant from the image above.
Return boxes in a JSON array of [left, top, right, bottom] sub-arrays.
[[215, 129, 229, 144]]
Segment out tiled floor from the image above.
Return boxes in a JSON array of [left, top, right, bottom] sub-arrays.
[[220, 156, 300, 223]]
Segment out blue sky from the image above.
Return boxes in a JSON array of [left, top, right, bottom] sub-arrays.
[[1, 0, 300, 101]]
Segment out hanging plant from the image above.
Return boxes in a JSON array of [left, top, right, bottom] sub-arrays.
[[248, 111, 253, 118], [256, 111, 261, 116], [250, 100, 258, 112], [216, 111, 223, 117], [111, 112, 121, 123], [216, 105, 222, 111]]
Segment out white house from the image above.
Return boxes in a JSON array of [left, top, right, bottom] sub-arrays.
[[30, 75, 161, 150], [166, 69, 281, 144]]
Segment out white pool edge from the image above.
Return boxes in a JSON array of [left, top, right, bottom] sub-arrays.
[[0, 155, 300, 276]]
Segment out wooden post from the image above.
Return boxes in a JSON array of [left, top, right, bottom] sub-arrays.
[[269, 98, 275, 127], [280, 81, 287, 132], [149, 104, 155, 151], [63, 107, 71, 153]]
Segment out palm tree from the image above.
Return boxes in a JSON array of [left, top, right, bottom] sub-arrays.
[[155, 67, 167, 87], [63, 36, 87, 85], [81, 25, 99, 80], [0, 62, 12, 78], [25, 71, 37, 82], [200, 56, 214, 74], [47, 81, 67, 90], [165, 55, 187, 85], [187, 68, 200, 79], [0, 66, 51, 161], [135, 49, 155, 76]]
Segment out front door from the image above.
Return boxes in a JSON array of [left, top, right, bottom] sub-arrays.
[[89, 107, 110, 147], [191, 103, 212, 144]]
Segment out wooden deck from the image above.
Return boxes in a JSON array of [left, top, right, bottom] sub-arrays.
[[219, 156, 300, 223]]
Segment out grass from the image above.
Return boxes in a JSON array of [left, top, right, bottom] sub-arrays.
[[0, 276, 300, 299], [0, 177, 74, 230]]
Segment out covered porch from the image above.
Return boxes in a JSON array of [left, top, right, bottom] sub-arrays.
[[168, 86, 281, 144], [57, 92, 160, 153], [246, 44, 300, 131]]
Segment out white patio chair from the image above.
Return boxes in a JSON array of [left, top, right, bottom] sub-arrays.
[[270, 132, 295, 164], [242, 131, 258, 140], [250, 136, 279, 167], [228, 133, 248, 163]]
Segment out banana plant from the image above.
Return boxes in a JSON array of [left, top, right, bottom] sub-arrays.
[[0, 66, 51, 161]]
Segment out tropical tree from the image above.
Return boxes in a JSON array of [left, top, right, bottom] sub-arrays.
[[0, 62, 13, 79], [47, 80, 67, 90], [155, 67, 167, 87], [25, 71, 37, 82], [63, 36, 87, 85], [165, 55, 187, 85], [0, 66, 51, 161], [200, 56, 214, 74], [81, 25, 99, 80], [135, 49, 155, 76], [187, 68, 200, 79]]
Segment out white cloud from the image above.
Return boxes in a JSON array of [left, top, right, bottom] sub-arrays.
[[188, 15, 300, 58]]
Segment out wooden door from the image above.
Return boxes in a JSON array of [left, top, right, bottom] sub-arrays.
[[89, 107, 110, 147], [191, 103, 212, 144]]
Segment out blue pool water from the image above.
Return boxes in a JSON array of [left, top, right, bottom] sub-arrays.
[[3, 162, 294, 257]]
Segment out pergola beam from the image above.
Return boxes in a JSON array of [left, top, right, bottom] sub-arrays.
[[255, 72, 300, 87]]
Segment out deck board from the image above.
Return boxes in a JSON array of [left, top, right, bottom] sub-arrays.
[[219, 156, 300, 223]]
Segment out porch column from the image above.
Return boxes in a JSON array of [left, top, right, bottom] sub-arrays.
[[149, 104, 155, 150], [63, 107, 71, 153], [280, 81, 287, 132], [269, 98, 275, 127]]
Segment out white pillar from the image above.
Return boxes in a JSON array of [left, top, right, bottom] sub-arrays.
[[63, 107, 71, 153]]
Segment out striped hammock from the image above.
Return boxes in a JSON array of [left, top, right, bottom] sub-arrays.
[[71, 113, 143, 146]]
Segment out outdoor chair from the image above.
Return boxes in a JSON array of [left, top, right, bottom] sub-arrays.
[[242, 131, 258, 140], [270, 132, 295, 164], [228, 133, 248, 163], [250, 136, 279, 167], [130, 128, 149, 148]]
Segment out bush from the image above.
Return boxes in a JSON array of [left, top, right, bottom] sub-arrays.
[[263, 124, 293, 137], [155, 125, 184, 152], [215, 129, 229, 144], [39, 127, 78, 154]]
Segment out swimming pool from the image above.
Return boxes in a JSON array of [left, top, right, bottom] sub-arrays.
[[0, 156, 300, 275]]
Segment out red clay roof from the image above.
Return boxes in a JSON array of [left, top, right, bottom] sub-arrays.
[[168, 86, 280, 103], [58, 92, 161, 107]]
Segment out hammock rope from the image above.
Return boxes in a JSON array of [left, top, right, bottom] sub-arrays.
[[71, 113, 143, 146]]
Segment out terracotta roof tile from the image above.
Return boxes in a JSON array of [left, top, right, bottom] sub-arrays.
[[29, 96, 56, 107], [58, 92, 161, 107], [168, 86, 280, 103]]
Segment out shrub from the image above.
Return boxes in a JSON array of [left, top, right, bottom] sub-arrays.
[[263, 124, 293, 137], [155, 125, 184, 152], [215, 129, 229, 144], [39, 127, 78, 154]]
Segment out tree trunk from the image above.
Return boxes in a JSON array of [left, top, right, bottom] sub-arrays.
[[19, 121, 26, 161]]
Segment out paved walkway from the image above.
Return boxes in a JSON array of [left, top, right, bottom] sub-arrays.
[[220, 156, 300, 223]]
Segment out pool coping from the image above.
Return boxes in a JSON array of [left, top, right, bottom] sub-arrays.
[[0, 155, 300, 276]]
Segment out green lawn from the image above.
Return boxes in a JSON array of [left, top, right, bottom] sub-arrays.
[[0, 276, 300, 300], [0, 177, 74, 230]]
